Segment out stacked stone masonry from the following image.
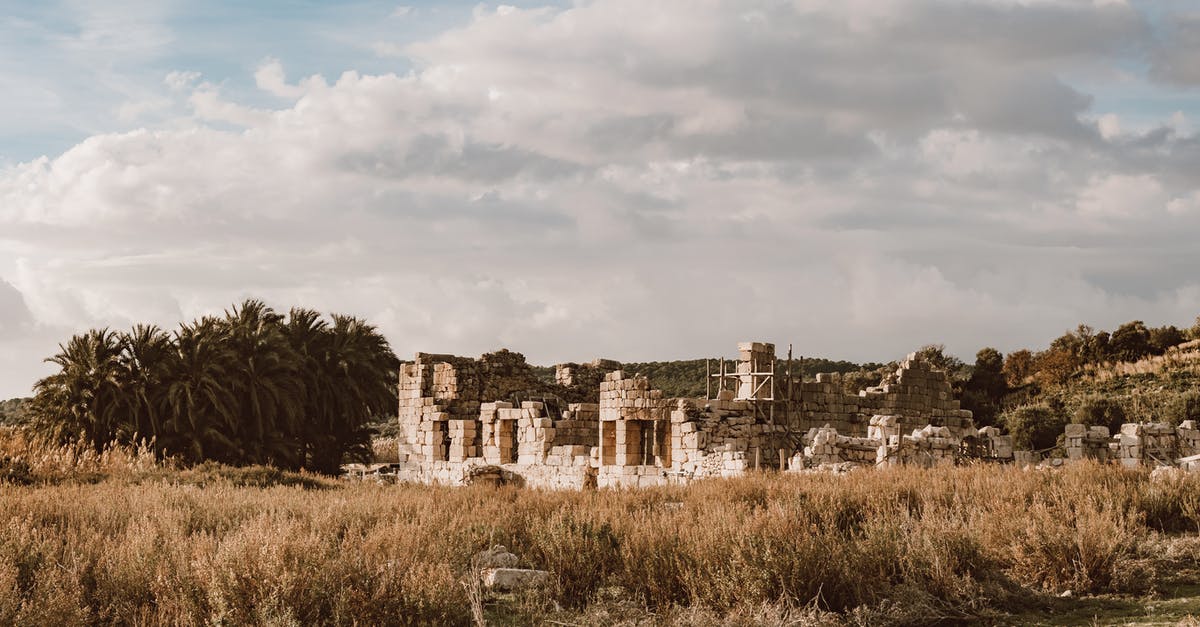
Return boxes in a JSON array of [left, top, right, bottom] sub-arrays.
[[386, 342, 1200, 490], [794, 353, 974, 438]]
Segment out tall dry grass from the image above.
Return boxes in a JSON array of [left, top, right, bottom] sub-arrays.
[[1, 426, 1199, 625]]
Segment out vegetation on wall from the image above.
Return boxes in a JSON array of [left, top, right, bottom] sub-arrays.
[[26, 299, 398, 474]]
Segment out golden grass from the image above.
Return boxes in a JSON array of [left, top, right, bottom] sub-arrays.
[[2, 426, 1200, 625], [371, 436, 400, 464]]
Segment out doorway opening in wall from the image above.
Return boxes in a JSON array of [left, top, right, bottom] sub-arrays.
[[626, 421, 642, 466], [639, 421, 656, 465], [498, 419, 517, 464], [626, 421, 656, 466], [435, 423, 450, 462], [656, 420, 671, 467], [601, 422, 616, 465]]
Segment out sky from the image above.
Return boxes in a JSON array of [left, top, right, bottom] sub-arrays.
[[1, 0, 1199, 398]]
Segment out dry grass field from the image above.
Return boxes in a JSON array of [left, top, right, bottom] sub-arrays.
[[2, 426, 1200, 626]]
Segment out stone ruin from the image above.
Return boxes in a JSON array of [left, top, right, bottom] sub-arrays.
[[1051, 421, 1200, 469], [383, 342, 1200, 489]]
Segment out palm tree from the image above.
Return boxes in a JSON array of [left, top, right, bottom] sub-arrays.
[[283, 307, 329, 468], [162, 318, 239, 463], [108, 324, 174, 449], [307, 314, 398, 473], [222, 299, 304, 468], [30, 299, 400, 473], [31, 329, 124, 450]]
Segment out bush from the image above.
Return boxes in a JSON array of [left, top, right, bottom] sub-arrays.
[[1002, 404, 1066, 450], [0, 456, 33, 485], [1072, 396, 1127, 433], [1165, 391, 1200, 426]]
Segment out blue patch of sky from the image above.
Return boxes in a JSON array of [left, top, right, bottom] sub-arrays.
[[1072, 0, 1200, 129], [0, 0, 568, 164]]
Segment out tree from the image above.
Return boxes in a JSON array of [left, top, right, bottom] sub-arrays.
[[1001, 404, 1065, 450], [1071, 396, 1126, 434], [915, 344, 969, 383], [1149, 325, 1186, 355], [303, 314, 398, 474], [162, 318, 240, 463], [1166, 391, 1200, 426], [1032, 347, 1077, 386], [30, 329, 124, 450], [110, 325, 174, 449], [1002, 349, 1035, 387], [29, 299, 400, 474], [962, 347, 1005, 426], [221, 300, 304, 468], [1109, 320, 1152, 362]]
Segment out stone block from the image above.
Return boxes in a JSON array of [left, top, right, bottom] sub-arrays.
[[482, 568, 550, 591]]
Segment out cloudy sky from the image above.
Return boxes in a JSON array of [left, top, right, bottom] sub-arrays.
[[1, 0, 1199, 397]]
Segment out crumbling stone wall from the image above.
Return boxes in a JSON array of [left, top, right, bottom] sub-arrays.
[[390, 341, 1058, 489], [877, 424, 958, 468], [1065, 424, 1112, 462], [790, 353, 973, 438], [596, 371, 673, 487], [555, 359, 619, 402], [398, 350, 576, 464], [398, 353, 482, 463], [1115, 422, 1199, 468], [666, 397, 791, 480]]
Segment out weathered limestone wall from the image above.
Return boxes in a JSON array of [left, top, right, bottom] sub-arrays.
[[736, 341, 775, 400], [668, 398, 791, 478], [398, 353, 482, 463], [1115, 421, 1200, 468], [877, 424, 959, 468], [398, 350, 581, 464], [393, 460, 595, 490], [790, 353, 973, 437], [1065, 424, 1112, 462], [974, 426, 1015, 459], [598, 370, 669, 468], [388, 341, 1070, 489], [555, 359, 620, 402]]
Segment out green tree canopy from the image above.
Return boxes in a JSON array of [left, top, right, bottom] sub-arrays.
[[29, 299, 398, 473]]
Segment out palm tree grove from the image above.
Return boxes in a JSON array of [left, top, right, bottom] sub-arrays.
[[26, 299, 399, 475]]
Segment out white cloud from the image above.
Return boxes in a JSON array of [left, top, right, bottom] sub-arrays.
[[1098, 113, 1121, 139], [1076, 173, 1168, 219], [254, 59, 306, 99], [0, 0, 1198, 398], [1167, 191, 1200, 216]]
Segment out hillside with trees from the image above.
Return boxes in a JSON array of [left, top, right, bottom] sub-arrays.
[[0, 397, 29, 426]]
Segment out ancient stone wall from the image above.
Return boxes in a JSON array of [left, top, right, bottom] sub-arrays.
[[1114, 421, 1200, 468], [789, 353, 973, 438], [1065, 423, 1112, 462], [555, 359, 619, 402], [381, 341, 1200, 489]]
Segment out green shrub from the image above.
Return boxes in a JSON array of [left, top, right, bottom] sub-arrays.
[[1164, 391, 1200, 426], [1072, 395, 1127, 433], [1001, 404, 1065, 450]]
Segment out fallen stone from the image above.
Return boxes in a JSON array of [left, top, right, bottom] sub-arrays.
[[482, 568, 551, 591], [473, 545, 518, 569]]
